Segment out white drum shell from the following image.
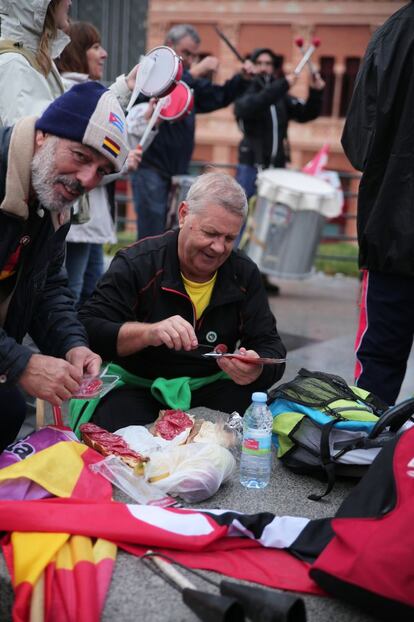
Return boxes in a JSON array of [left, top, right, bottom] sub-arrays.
[[141, 46, 181, 98], [246, 168, 342, 279], [257, 169, 341, 218]]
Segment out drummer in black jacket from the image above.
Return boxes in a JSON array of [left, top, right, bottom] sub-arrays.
[[234, 48, 325, 199], [342, 1, 414, 406]]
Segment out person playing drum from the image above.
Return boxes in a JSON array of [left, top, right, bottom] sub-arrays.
[[234, 47, 325, 293], [75, 172, 286, 431], [234, 47, 325, 200], [129, 24, 255, 241]]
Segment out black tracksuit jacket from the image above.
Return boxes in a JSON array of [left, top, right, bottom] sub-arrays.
[[79, 229, 286, 387], [235, 75, 323, 169]]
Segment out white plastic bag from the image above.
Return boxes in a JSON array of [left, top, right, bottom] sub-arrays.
[[144, 442, 236, 503], [89, 455, 177, 506]]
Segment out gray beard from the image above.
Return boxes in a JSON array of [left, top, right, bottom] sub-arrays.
[[31, 137, 83, 213]]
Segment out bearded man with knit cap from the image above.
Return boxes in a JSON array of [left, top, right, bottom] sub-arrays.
[[0, 81, 130, 451]]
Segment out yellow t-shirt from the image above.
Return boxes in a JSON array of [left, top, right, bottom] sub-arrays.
[[181, 272, 217, 319]]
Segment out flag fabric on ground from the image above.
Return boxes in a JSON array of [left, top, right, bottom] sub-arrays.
[[0, 439, 116, 622], [0, 498, 324, 596]]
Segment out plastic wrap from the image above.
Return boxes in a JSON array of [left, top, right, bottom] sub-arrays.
[[144, 442, 236, 503]]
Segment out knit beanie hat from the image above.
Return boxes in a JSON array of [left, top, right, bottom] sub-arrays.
[[35, 82, 129, 173]]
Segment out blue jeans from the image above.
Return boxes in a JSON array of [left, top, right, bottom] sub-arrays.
[[355, 271, 414, 405], [65, 243, 104, 307], [130, 167, 171, 240], [236, 164, 258, 200]]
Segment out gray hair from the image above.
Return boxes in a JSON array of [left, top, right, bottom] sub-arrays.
[[186, 172, 248, 219], [165, 24, 201, 46]]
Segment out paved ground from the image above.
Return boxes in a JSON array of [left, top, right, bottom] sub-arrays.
[[2, 272, 412, 621]]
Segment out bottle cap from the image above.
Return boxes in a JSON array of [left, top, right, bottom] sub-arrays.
[[251, 392, 267, 403]]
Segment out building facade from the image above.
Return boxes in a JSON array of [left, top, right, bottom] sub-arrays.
[[146, 0, 406, 237]]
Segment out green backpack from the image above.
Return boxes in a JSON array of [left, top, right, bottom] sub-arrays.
[[268, 369, 414, 500]]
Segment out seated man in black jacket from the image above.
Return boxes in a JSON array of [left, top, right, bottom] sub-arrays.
[[77, 172, 286, 432], [235, 47, 325, 199]]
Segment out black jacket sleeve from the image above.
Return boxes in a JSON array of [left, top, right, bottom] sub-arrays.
[[185, 73, 251, 114], [234, 77, 290, 120], [28, 249, 89, 358], [285, 88, 324, 123], [341, 8, 414, 172], [79, 252, 139, 362]]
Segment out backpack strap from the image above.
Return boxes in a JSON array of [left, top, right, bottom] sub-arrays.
[[308, 419, 338, 502], [0, 40, 44, 74], [367, 397, 414, 439]]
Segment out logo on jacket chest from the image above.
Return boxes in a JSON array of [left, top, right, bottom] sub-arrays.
[[206, 331, 218, 344]]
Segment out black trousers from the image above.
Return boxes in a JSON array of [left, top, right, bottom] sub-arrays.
[[0, 386, 27, 452], [355, 270, 414, 405], [92, 379, 259, 432]]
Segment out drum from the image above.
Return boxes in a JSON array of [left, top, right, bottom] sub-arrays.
[[140, 45, 183, 98], [159, 81, 194, 121], [246, 168, 342, 279]]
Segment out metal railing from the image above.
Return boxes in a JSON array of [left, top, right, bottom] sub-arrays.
[[114, 164, 361, 265]]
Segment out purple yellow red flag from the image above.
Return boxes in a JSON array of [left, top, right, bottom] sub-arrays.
[[0, 438, 116, 622]]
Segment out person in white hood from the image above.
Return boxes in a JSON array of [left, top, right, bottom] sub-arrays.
[[0, 0, 71, 125], [0, 0, 140, 124]]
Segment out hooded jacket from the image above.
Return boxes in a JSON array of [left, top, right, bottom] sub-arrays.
[[0, 118, 89, 385], [0, 0, 68, 127], [341, 2, 414, 275], [235, 74, 323, 169]]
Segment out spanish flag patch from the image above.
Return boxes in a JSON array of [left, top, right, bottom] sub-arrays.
[[102, 136, 121, 157]]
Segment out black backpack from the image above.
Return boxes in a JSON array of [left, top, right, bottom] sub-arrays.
[[268, 369, 414, 499]]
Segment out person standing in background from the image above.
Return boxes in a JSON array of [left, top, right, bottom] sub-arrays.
[[56, 22, 141, 306], [130, 23, 254, 240], [234, 47, 325, 200], [342, 1, 414, 406]]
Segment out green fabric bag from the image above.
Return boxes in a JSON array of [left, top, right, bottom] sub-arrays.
[[69, 362, 229, 436]]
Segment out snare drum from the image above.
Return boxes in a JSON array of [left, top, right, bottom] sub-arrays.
[[246, 168, 342, 279], [159, 81, 194, 121], [140, 45, 183, 98]]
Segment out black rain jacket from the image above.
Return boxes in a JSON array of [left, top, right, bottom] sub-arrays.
[[235, 75, 323, 168], [79, 229, 286, 388], [341, 2, 414, 275]]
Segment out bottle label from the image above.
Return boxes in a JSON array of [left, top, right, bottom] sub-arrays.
[[242, 430, 271, 456]]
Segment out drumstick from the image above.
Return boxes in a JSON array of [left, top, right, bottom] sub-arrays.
[[213, 26, 245, 63], [294, 37, 320, 77], [293, 42, 317, 76], [126, 54, 156, 112], [139, 97, 166, 150], [144, 551, 196, 590]]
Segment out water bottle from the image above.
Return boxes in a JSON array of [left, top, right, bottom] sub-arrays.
[[240, 392, 273, 489]]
